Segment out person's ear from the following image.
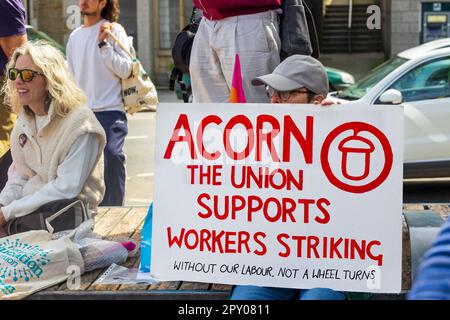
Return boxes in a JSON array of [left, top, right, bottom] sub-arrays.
[[312, 95, 325, 104]]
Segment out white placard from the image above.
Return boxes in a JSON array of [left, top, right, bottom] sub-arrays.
[[151, 102, 404, 293]]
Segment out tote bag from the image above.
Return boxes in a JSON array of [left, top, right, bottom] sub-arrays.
[[0, 230, 84, 299], [106, 30, 158, 115]]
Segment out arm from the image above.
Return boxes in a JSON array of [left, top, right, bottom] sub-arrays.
[[0, 133, 101, 223], [0, 163, 28, 226], [98, 23, 133, 79], [0, 0, 27, 59], [0, 163, 28, 208], [0, 34, 27, 59]]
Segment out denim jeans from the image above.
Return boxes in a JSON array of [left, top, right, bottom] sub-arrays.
[[230, 285, 346, 300], [94, 111, 128, 206]]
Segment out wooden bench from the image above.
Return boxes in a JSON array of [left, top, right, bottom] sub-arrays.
[[28, 205, 448, 300]]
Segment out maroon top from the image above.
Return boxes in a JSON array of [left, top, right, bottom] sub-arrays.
[[193, 0, 282, 20]]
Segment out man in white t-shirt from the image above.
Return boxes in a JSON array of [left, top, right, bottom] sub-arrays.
[[66, 0, 132, 206]]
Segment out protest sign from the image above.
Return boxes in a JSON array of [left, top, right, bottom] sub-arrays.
[[151, 103, 404, 293]]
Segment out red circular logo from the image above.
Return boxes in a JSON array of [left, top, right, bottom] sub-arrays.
[[321, 122, 393, 194]]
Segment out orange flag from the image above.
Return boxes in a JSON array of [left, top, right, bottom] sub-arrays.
[[229, 54, 247, 103]]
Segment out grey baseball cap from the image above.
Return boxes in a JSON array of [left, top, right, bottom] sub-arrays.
[[252, 55, 329, 96]]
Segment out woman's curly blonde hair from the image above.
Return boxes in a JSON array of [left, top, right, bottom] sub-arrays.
[[2, 40, 87, 117]]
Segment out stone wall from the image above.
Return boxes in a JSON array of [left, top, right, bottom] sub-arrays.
[[31, 0, 70, 44]]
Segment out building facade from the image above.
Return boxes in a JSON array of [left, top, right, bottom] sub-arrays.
[[21, 0, 450, 85], [22, 0, 195, 86], [390, 0, 450, 56]]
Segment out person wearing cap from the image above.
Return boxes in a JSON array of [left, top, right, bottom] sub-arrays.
[[230, 54, 345, 301], [252, 54, 330, 105]]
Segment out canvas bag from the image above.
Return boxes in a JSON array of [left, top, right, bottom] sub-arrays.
[[0, 229, 84, 300], [105, 30, 158, 115]]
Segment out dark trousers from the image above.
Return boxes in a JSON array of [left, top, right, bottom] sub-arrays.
[[94, 111, 128, 206]]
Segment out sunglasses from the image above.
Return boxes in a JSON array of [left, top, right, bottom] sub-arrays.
[[8, 68, 44, 82]]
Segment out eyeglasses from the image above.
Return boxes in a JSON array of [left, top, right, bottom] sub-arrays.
[[8, 68, 44, 82], [265, 86, 315, 101]]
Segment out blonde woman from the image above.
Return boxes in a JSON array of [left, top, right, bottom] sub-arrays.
[[0, 41, 106, 229]]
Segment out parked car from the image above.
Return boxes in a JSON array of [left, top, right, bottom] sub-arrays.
[[26, 25, 66, 55], [328, 40, 450, 178], [327, 66, 355, 91]]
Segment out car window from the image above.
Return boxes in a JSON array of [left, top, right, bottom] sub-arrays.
[[335, 57, 408, 100], [388, 57, 450, 102]]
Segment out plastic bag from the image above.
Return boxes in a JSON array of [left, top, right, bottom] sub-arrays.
[[78, 238, 129, 272], [94, 263, 160, 286], [54, 220, 137, 273]]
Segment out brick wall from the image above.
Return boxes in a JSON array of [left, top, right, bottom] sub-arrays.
[[32, 0, 67, 44]]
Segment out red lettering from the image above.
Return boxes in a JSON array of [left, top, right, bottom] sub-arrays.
[[212, 165, 222, 186], [307, 236, 320, 258], [224, 232, 236, 253], [197, 115, 222, 160], [238, 231, 251, 254], [282, 115, 313, 163], [298, 199, 316, 223], [231, 195, 246, 220], [367, 240, 384, 266], [330, 237, 343, 259], [315, 198, 331, 224], [248, 195, 263, 222], [164, 114, 197, 159], [350, 239, 366, 261], [292, 235, 306, 257], [184, 229, 199, 249], [277, 233, 291, 258], [187, 165, 197, 184], [282, 198, 297, 223], [197, 193, 212, 219], [254, 232, 267, 256], [223, 115, 255, 160], [256, 115, 280, 162], [199, 229, 212, 251], [263, 197, 282, 222], [213, 195, 229, 220], [211, 230, 225, 253], [167, 227, 185, 248]]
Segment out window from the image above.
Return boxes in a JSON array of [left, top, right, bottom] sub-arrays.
[[388, 57, 450, 102], [159, 0, 181, 49]]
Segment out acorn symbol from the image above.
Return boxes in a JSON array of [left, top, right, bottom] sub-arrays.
[[338, 132, 375, 181]]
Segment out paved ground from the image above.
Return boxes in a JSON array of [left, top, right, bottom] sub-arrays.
[[123, 89, 178, 206]]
